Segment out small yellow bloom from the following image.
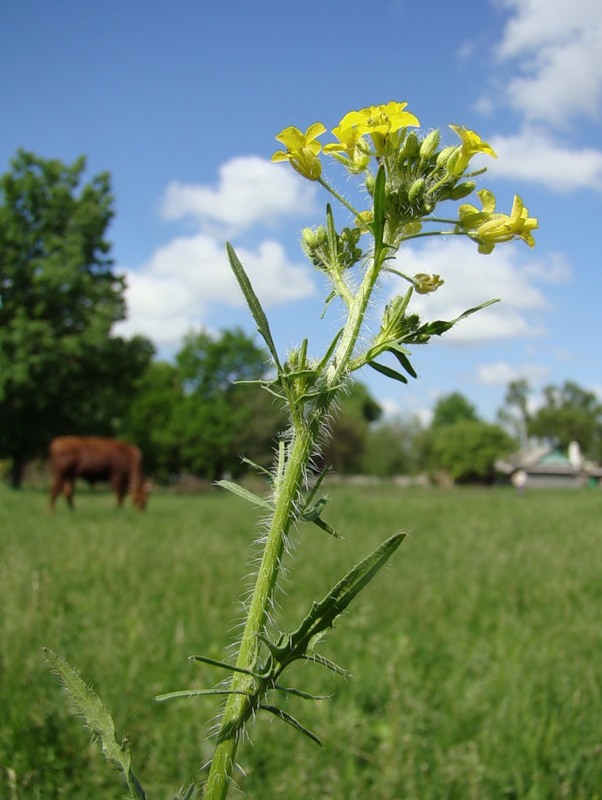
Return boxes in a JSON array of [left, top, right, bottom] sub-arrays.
[[477, 195, 538, 248], [458, 189, 496, 229], [323, 125, 370, 172], [272, 122, 326, 180], [413, 273, 445, 294], [448, 125, 497, 174], [336, 102, 420, 155], [458, 190, 538, 251]]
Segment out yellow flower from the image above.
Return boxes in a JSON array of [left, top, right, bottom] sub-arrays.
[[477, 195, 538, 248], [458, 188, 496, 229], [323, 125, 370, 172], [448, 125, 497, 175], [458, 190, 538, 252], [413, 273, 445, 294], [272, 122, 326, 180], [336, 101, 420, 155]]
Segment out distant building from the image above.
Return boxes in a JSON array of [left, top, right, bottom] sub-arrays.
[[496, 442, 602, 488]]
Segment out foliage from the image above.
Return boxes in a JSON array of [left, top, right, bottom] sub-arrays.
[[4, 485, 602, 799], [321, 381, 382, 473], [43, 100, 537, 799], [363, 415, 426, 477], [0, 150, 153, 486], [124, 328, 287, 481], [431, 420, 515, 483], [431, 390, 479, 428], [528, 380, 602, 460]]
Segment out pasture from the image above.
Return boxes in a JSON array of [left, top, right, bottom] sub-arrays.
[[1, 482, 601, 799]]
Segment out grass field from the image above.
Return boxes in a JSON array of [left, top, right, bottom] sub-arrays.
[[1, 481, 601, 799]]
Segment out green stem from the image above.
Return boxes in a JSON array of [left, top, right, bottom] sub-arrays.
[[203, 426, 316, 800], [203, 224, 387, 800], [318, 177, 362, 219]]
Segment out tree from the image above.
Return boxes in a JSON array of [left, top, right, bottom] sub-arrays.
[[151, 328, 286, 481], [0, 150, 154, 485], [431, 391, 479, 428], [363, 415, 426, 477], [123, 362, 184, 481], [528, 380, 602, 460], [431, 420, 515, 484], [497, 379, 530, 446]]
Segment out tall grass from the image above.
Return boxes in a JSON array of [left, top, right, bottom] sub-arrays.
[[1, 483, 601, 799]]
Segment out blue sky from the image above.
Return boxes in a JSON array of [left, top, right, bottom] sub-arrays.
[[2, 0, 601, 424]]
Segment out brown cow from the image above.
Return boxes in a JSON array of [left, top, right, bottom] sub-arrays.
[[49, 436, 148, 510]]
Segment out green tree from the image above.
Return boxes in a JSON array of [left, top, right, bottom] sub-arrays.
[[0, 150, 154, 485], [174, 328, 285, 480], [431, 420, 515, 484], [431, 391, 479, 428], [497, 379, 531, 447], [363, 415, 426, 477], [528, 380, 602, 460], [124, 362, 184, 481]]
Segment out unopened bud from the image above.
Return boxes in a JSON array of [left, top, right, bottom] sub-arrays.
[[419, 129, 440, 160], [302, 227, 319, 249], [401, 131, 419, 159], [449, 180, 477, 200], [436, 146, 457, 167], [408, 178, 426, 204]]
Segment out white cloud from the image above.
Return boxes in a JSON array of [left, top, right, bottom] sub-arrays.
[[387, 237, 564, 344], [477, 361, 550, 386], [162, 156, 318, 236], [114, 234, 316, 348], [488, 128, 602, 191], [495, 0, 602, 125]]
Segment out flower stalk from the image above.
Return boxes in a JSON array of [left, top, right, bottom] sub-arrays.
[[46, 99, 537, 800]]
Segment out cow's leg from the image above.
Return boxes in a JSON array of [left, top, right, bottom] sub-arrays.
[[63, 480, 75, 510], [49, 478, 63, 511], [112, 476, 127, 507]]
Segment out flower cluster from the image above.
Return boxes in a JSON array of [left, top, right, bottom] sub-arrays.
[[271, 101, 537, 264]]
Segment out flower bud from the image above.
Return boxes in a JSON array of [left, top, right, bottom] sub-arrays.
[[364, 174, 376, 195], [301, 227, 319, 250], [436, 146, 456, 167], [413, 273, 444, 294], [449, 180, 477, 200], [408, 178, 426, 204], [419, 129, 440, 160], [400, 131, 419, 160]]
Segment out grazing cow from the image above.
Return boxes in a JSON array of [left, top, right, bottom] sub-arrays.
[[49, 436, 148, 510]]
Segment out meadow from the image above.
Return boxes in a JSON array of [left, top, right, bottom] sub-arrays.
[[1, 481, 601, 800]]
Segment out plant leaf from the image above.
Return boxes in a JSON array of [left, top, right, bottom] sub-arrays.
[[226, 243, 281, 369], [215, 480, 271, 509], [155, 689, 249, 702], [259, 705, 323, 747], [368, 360, 409, 384], [273, 532, 406, 665], [44, 648, 146, 799], [371, 165, 386, 252]]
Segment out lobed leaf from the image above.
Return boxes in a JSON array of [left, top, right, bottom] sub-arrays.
[[273, 532, 406, 665], [44, 648, 146, 799]]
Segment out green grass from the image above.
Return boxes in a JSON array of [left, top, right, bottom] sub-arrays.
[[1, 482, 601, 799]]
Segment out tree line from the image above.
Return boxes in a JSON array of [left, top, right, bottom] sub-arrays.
[[2, 151, 601, 487]]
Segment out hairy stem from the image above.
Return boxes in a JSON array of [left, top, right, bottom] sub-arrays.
[[203, 244, 385, 800]]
